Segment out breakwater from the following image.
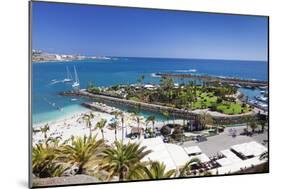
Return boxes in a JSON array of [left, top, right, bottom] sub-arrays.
[[156, 73, 268, 87], [60, 90, 256, 124]]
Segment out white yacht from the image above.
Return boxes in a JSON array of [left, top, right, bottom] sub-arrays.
[[72, 66, 80, 89], [63, 66, 73, 83]]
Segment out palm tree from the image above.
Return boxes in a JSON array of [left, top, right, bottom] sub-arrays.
[[250, 121, 257, 133], [121, 113, 125, 142], [60, 135, 104, 174], [178, 158, 201, 177], [137, 75, 145, 100], [146, 115, 156, 133], [46, 136, 62, 148], [82, 113, 95, 137], [137, 75, 145, 86], [112, 111, 125, 142], [98, 141, 152, 181], [161, 111, 170, 126], [259, 119, 266, 133], [40, 124, 50, 147], [129, 161, 175, 180], [130, 109, 141, 139], [109, 120, 118, 142], [245, 116, 253, 131], [32, 143, 66, 178], [32, 128, 40, 136], [198, 111, 213, 130], [96, 118, 107, 140]]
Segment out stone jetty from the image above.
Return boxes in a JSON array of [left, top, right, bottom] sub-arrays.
[[60, 90, 256, 124]]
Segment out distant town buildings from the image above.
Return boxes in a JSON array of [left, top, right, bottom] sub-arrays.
[[31, 49, 111, 62]]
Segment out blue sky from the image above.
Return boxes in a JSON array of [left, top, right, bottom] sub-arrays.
[[32, 2, 268, 61]]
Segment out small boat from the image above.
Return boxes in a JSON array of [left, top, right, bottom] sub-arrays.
[[258, 103, 268, 109], [72, 66, 80, 89], [255, 95, 268, 102], [259, 86, 268, 90], [245, 85, 254, 89], [235, 84, 241, 88], [50, 79, 61, 85], [63, 66, 73, 83], [71, 98, 78, 101]]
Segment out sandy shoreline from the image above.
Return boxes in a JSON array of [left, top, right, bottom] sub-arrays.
[[32, 104, 155, 145], [32, 102, 187, 146]]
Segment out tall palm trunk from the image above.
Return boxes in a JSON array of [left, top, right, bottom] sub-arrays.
[[88, 124, 92, 137], [119, 168, 125, 181], [115, 128, 117, 141], [101, 129, 104, 140], [137, 118, 140, 139], [121, 117, 124, 143]]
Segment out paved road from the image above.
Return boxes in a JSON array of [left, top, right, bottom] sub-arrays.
[[181, 126, 268, 157]]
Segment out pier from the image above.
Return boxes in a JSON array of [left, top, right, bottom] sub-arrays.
[[60, 90, 256, 124], [156, 73, 268, 88]]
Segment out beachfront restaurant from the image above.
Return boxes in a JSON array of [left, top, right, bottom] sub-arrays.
[[136, 137, 267, 176], [139, 137, 208, 171], [230, 141, 268, 159], [212, 141, 268, 174]]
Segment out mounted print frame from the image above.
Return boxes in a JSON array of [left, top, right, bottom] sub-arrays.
[[29, 1, 269, 188]]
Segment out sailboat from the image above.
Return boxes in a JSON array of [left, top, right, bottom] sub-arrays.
[[72, 66, 80, 89], [63, 66, 73, 83]]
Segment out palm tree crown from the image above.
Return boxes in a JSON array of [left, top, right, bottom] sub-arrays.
[[178, 158, 201, 177], [98, 141, 152, 181], [60, 135, 104, 174], [82, 113, 95, 136], [129, 161, 175, 180], [95, 118, 107, 140]]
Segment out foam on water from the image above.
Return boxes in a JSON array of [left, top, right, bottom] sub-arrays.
[[175, 69, 197, 73], [32, 104, 89, 126]]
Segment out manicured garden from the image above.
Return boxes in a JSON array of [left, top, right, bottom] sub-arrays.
[[192, 91, 250, 115], [192, 92, 218, 109], [87, 77, 251, 115]]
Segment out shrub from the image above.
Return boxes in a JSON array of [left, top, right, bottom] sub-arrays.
[[161, 126, 171, 136], [171, 125, 184, 141], [210, 103, 217, 111], [216, 97, 223, 104]]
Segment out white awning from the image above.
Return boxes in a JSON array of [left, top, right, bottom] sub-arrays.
[[231, 141, 267, 157], [140, 137, 176, 171], [220, 149, 242, 163], [211, 156, 267, 175], [216, 158, 233, 166], [193, 153, 210, 163], [165, 143, 191, 167], [184, 146, 202, 155]]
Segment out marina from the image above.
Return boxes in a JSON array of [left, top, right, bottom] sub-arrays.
[[156, 73, 268, 88]]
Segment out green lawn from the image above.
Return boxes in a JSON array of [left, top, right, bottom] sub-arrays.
[[191, 92, 250, 115], [216, 103, 249, 114], [127, 88, 250, 115], [129, 96, 140, 102], [192, 92, 218, 109]]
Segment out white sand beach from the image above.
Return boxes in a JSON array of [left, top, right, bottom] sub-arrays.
[[32, 102, 188, 146], [33, 104, 158, 145]]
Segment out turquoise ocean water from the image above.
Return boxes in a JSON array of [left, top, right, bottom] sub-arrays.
[[32, 57, 268, 125]]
